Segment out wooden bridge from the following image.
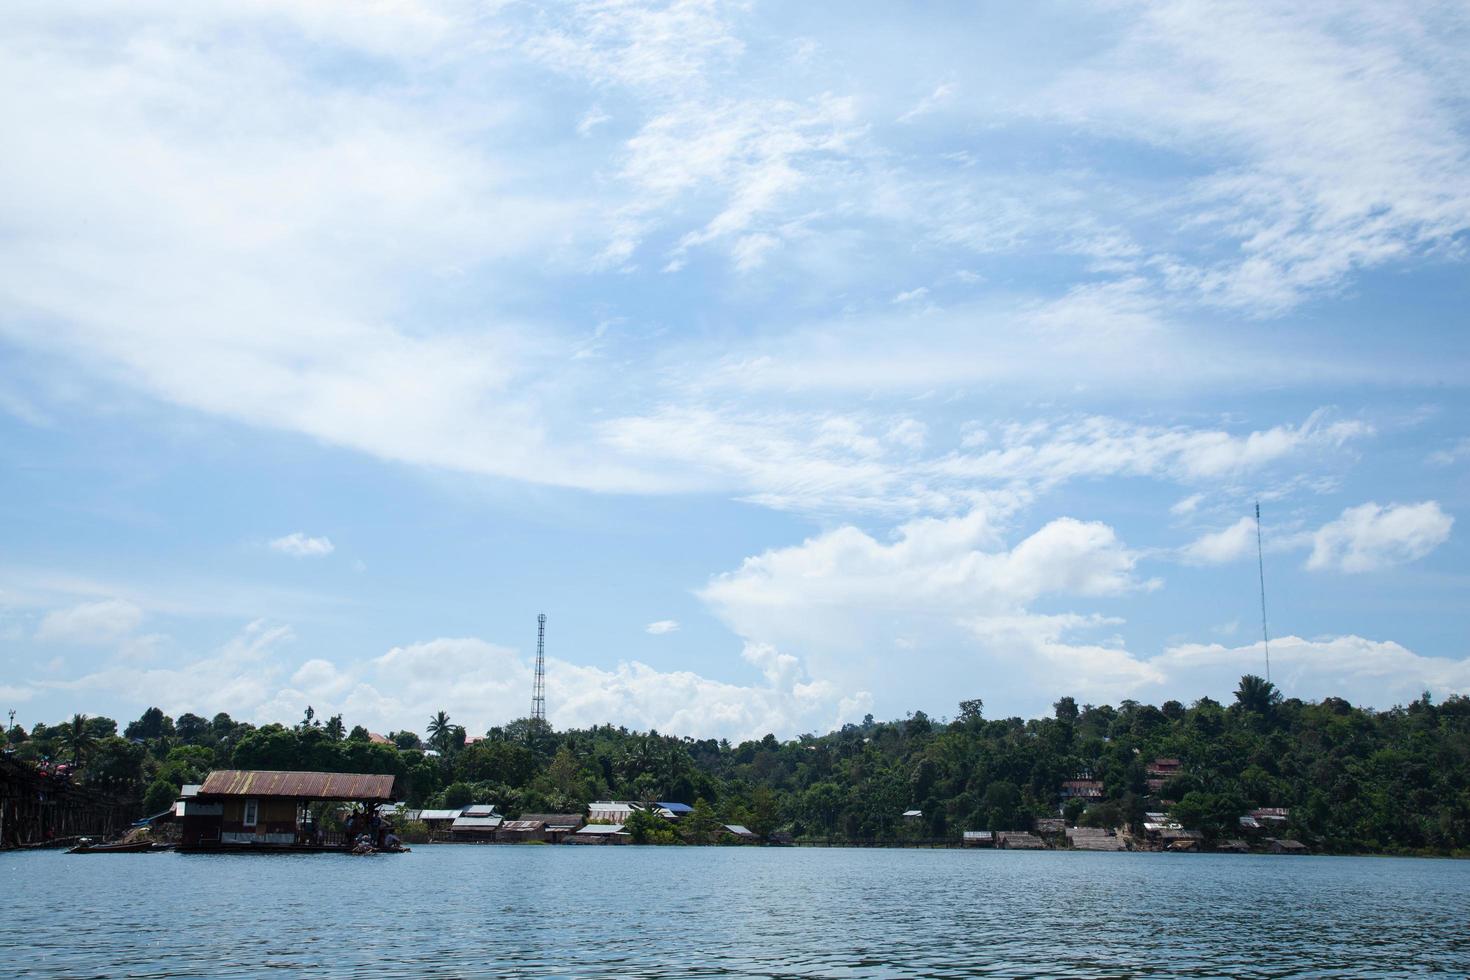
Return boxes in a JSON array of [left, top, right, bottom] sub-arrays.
[[0, 755, 130, 848]]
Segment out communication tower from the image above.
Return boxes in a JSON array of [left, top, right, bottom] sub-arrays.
[[532, 613, 547, 723]]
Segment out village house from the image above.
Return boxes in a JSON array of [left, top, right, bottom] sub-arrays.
[[518, 813, 585, 843], [449, 805, 501, 841], [962, 830, 995, 848], [497, 819, 547, 842], [416, 808, 462, 835], [572, 823, 629, 843], [1159, 828, 1204, 850], [1268, 838, 1308, 854], [721, 824, 759, 843], [996, 831, 1046, 849], [179, 769, 401, 852], [1067, 826, 1126, 851], [654, 802, 693, 820], [1145, 758, 1182, 794], [1059, 778, 1105, 801], [587, 801, 640, 824]]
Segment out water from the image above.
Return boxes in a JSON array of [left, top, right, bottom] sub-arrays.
[[3, 847, 1467, 978]]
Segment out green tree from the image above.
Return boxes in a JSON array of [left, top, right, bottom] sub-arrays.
[[175, 713, 209, 744], [440, 781, 474, 809], [427, 711, 453, 754], [65, 713, 95, 766], [142, 779, 178, 815], [1234, 674, 1282, 716], [125, 707, 172, 742], [1054, 697, 1079, 724], [958, 699, 985, 724], [624, 807, 677, 844], [681, 797, 721, 844], [391, 730, 423, 751]]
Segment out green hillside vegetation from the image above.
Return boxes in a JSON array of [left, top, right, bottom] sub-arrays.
[[7, 676, 1468, 855]]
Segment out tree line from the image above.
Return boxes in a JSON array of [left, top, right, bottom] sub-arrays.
[[5, 675, 1468, 854]]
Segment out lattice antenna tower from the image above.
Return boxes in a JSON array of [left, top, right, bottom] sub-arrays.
[[1255, 501, 1271, 684], [531, 613, 547, 723]]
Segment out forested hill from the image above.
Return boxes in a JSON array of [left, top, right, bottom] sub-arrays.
[[9, 675, 1469, 855]]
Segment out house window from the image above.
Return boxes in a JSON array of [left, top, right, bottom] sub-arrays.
[[243, 799, 259, 827]]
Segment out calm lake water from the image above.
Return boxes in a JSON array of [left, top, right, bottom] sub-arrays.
[[3, 847, 1467, 978]]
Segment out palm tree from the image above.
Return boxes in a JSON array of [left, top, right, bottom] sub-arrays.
[[65, 713, 95, 767], [1235, 674, 1282, 715], [427, 710, 452, 753]]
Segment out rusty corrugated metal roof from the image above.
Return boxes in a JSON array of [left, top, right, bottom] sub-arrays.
[[199, 770, 398, 801]]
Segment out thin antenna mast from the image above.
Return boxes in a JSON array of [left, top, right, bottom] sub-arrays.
[[1255, 501, 1271, 684], [531, 613, 547, 724]]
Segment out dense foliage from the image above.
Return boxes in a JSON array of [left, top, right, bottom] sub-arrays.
[[6, 677, 1468, 854]]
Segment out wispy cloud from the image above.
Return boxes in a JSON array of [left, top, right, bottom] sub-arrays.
[[269, 533, 336, 558], [645, 619, 680, 635], [35, 599, 142, 645], [897, 82, 956, 123]]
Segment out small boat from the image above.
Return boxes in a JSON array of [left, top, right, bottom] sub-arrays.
[[67, 839, 158, 854]]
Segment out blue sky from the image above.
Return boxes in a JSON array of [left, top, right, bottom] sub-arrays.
[[2, 1, 1468, 740]]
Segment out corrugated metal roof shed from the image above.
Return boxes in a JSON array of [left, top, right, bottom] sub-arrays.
[[963, 830, 993, 840], [588, 801, 636, 816], [199, 770, 398, 801], [418, 809, 463, 821], [501, 820, 545, 832], [577, 823, 625, 834], [656, 802, 693, 813], [451, 815, 503, 829], [722, 824, 757, 837], [179, 784, 201, 798], [461, 804, 498, 817], [519, 813, 585, 828]]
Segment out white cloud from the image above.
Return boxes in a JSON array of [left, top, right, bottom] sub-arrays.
[[0, 684, 36, 704], [1153, 634, 1470, 708], [35, 599, 143, 645], [269, 533, 336, 558], [1428, 438, 1470, 466], [576, 105, 611, 137], [700, 508, 1155, 714], [897, 82, 956, 123], [1180, 517, 1257, 565], [699, 506, 1470, 715], [268, 635, 867, 741], [645, 619, 680, 635], [34, 618, 865, 740], [1171, 493, 1204, 516], [41, 620, 295, 716], [1307, 501, 1453, 573]]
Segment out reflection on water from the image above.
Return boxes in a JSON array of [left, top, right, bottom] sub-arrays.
[[4, 847, 1468, 978]]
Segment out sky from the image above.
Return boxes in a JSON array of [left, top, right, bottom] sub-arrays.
[[2, 0, 1469, 741]]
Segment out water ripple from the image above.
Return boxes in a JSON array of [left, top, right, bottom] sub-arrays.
[[3, 848, 1467, 978]]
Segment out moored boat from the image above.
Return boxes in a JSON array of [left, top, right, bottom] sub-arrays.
[[67, 839, 157, 854]]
